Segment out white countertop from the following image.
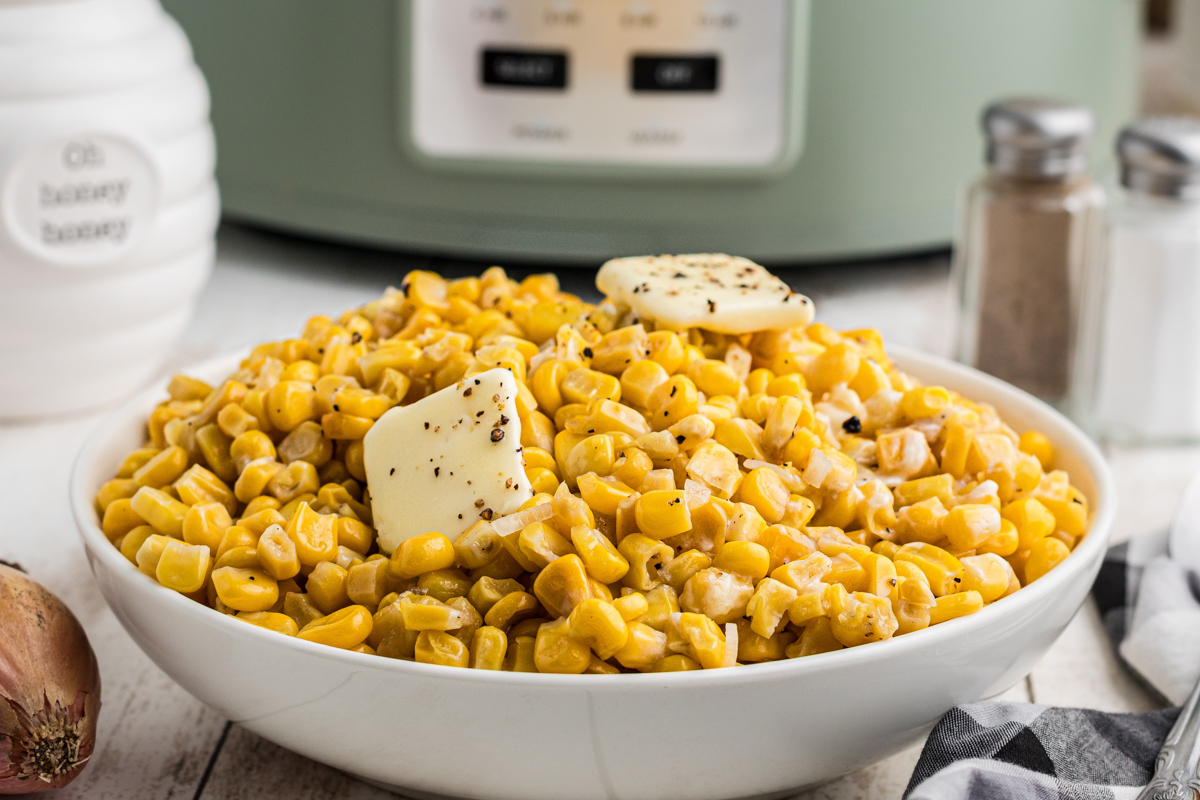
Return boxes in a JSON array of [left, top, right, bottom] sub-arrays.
[[0, 224, 1177, 799]]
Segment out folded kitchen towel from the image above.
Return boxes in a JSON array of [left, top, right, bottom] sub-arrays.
[[904, 529, 1192, 800], [1093, 527, 1200, 705], [904, 702, 1176, 800]]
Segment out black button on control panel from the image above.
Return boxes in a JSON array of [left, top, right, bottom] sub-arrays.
[[631, 55, 720, 92], [481, 48, 569, 89]]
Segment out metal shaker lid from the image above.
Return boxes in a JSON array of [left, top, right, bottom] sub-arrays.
[[1118, 117, 1200, 201], [983, 98, 1095, 178]]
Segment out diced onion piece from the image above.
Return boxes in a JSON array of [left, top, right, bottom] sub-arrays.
[[683, 479, 711, 510], [722, 623, 738, 668], [492, 502, 553, 536], [742, 459, 806, 493], [802, 450, 833, 489], [724, 343, 752, 381], [528, 341, 556, 373]]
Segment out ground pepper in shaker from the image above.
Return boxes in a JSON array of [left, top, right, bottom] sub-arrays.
[[953, 98, 1104, 404], [1076, 117, 1200, 442]]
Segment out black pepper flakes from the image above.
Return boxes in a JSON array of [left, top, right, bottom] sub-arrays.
[[463, 387, 473, 397], [480, 508, 494, 520], [842, 416, 862, 434], [583, 347, 593, 358], [424, 422, 430, 429], [707, 299, 717, 313], [434, 467, 440, 477], [675, 435, 686, 444], [491, 429, 505, 442], [390, 468, 395, 475]]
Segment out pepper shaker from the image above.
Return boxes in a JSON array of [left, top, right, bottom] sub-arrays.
[[952, 98, 1105, 405]]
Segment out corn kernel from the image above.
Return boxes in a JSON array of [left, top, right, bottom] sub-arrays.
[[679, 568, 753, 624], [133, 445, 188, 489], [449, 521, 501, 571], [533, 554, 592, 618], [941, 504, 1002, 551], [928, 590, 984, 625], [712, 541, 770, 582], [614, 621, 669, 670], [634, 490, 691, 539], [103, 498, 146, 541], [896, 496, 949, 545], [387, 531, 456, 580], [418, 568, 472, 602], [469, 626, 508, 669], [155, 540, 211, 593], [1024, 536, 1071, 582], [829, 590, 899, 647], [266, 381, 316, 432], [894, 542, 964, 596], [238, 611, 299, 636], [738, 468, 789, 525], [568, 598, 629, 660], [299, 605, 374, 649], [617, 534, 673, 590], [613, 592, 649, 621], [212, 566, 279, 612], [570, 525, 630, 584], [129, 486, 189, 538], [1018, 430, 1055, 471], [714, 419, 766, 461], [893, 474, 954, 508], [1001, 498, 1057, 550], [484, 590, 539, 631]]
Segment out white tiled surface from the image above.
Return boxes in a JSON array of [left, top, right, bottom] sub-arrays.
[[0, 224, 1174, 799]]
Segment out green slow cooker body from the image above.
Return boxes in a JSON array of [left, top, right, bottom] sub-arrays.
[[165, 0, 1139, 263]]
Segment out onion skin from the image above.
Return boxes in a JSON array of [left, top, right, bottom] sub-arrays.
[[0, 564, 100, 794]]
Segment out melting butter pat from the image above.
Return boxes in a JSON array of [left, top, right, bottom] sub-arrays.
[[596, 253, 814, 334], [363, 368, 532, 554]]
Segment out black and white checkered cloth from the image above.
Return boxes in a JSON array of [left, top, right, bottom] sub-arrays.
[[904, 529, 1195, 799]]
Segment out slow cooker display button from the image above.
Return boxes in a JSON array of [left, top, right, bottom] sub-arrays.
[[630, 55, 719, 92], [481, 49, 568, 89]]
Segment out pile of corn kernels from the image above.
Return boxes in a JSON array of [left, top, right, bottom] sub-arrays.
[[95, 266, 1089, 673]]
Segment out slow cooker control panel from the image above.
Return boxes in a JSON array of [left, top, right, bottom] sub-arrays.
[[408, 0, 793, 171]]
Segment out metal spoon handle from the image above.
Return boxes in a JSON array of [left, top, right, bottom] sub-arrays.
[[1137, 676, 1200, 800]]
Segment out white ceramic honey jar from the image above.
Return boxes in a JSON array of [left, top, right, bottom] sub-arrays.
[[0, 0, 218, 418]]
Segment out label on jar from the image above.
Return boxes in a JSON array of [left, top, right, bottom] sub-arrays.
[[1, 134, 158, 267]]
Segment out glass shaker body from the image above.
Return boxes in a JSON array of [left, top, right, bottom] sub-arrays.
[[1075, 192, 1200, 443], [953, 170, 1104, 406]]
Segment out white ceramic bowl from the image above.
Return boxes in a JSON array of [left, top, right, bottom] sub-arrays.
[[71, 346, 1116, 800]]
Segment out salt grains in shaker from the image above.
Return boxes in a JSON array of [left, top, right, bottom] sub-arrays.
[[953, 99, 1104, 405], [1076, 118, 1200, 442], [0, 0, 218, 418]]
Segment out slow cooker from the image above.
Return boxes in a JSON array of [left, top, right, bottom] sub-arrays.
[[165, 0, 1140, 263]]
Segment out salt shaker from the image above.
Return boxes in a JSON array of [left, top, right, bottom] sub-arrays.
[[952, 98, 1105, 405], [1075, 117, 1200, 442], [0, 0, 218, 418]]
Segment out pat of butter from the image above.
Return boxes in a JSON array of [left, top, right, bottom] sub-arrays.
[[363, 368, 532, 554], [595, 253, 814, 334]]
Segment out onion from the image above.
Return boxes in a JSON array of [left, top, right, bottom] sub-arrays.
[[0, 562, 100, 793]]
